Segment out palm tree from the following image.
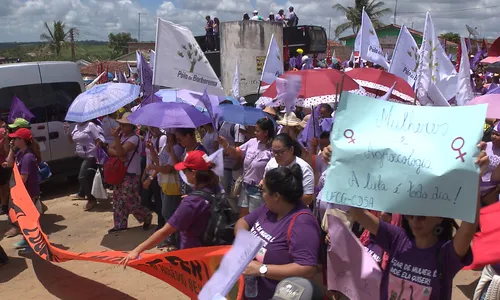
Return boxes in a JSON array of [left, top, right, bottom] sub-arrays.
[[333, 0, 392, 38], [40, 21, 71, 56]]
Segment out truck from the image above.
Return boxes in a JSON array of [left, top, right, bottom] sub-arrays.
[[195, 22, 327, 101]]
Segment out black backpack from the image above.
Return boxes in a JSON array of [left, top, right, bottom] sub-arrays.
[[191, 189, 238, 246]]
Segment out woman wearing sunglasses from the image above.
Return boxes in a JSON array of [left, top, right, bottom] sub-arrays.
[[347, 144, 490, 300], [263, 133, 314, 206]]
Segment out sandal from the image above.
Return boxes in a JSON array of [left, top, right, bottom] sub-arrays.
[[108, 227, 127, 234], [143, 215, 153, 230]]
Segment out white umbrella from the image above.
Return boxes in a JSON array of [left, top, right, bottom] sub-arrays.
[[65, 83, 140, 122]]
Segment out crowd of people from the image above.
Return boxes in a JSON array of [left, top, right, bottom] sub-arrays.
[[204, 6, 299, 51], [1, 50, 500, 300]]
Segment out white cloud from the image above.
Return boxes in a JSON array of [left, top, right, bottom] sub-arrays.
[[0, 0, 497, 43]]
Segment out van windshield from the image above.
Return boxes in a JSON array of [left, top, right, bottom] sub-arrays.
[[0, 82, 81, 123]]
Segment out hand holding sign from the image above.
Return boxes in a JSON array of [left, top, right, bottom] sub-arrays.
[[323, 92, 487, 222]]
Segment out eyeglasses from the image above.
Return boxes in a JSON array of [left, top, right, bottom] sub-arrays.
[[272, 148, 289, 156]]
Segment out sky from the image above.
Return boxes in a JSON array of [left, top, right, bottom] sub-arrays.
[[0, 0, 497, 43]]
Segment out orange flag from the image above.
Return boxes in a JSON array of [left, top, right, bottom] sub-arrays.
[[9, 165, 243, 299]]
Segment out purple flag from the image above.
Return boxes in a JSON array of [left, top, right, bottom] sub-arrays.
[[298, 106, 321, 147], [9, 96, 35, 123], [137, 51, 154, 98], [471, 49, 487, 70], [118, 71, 127, 83], [141, 93, 162, 106], [200, 88, 217, 130], [289, 57, 296, 69]]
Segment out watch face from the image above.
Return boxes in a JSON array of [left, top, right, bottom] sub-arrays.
[[259, 264, 267, 274]]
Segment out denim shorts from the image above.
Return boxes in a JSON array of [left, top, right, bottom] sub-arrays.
[[238, 184, 263, 212]]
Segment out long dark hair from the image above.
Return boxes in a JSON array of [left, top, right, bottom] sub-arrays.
[[256, 117, 275, 141], [274, 133, 302, 157], [214, 17, 220, 25], [264, 165, 303, 204], [402, 217, 459, 241]]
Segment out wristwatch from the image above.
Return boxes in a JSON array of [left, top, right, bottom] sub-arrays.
[[259, 264, 268, 277]]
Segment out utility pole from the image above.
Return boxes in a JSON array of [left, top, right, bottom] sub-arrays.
[[138, 13, 147, 42], [393, 0, 398, 24], [328, 18, 332, 40], [69, 28, 77, 62]]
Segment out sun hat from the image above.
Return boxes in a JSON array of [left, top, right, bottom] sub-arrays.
[[174, 150, 211, 171], [263, 106, 277, 116], [8, 128, 33, 141], [116, 112, 132, 124], [8, 118, 30, 129], [277, 112, 303, 127], [271, 277, 324, 300], [300, 114, 311, 128]]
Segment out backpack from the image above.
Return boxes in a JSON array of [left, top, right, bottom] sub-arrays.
[[191, 189, 238, 246]]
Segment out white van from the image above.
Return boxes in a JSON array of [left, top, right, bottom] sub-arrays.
[[0, 61, 84, 178]]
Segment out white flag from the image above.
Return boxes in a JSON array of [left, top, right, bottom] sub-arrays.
[[149, 50, 155, 69], [359, 8, 389, 70], [415, 13, 457, 106], [136, 50, 142, 73], [389, 25, 419, 86], [153, 18, 224, 96], [206, 148, 224, 177], [354, 30, 361, 53], [260, 34, 284, 85], [456, 37, 474, 106], [232, 62, 240, 99], [379, 81, 397, 101], [349, 51, 354, 62]]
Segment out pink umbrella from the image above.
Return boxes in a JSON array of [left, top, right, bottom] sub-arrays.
[[465, 94, 500, 118]]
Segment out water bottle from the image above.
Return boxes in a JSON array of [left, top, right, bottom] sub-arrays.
[[244, 275, 258, 298]]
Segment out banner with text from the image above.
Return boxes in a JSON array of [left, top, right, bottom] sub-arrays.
[[323, 92, 487, 222], [9, 165, 242, 300], [153, 18, 224, 96]]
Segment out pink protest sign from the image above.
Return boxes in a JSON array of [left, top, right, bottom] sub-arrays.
[[327, 215, 382, 300]]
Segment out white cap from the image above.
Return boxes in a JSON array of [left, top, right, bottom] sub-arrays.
[[253, 10, 258, 14]]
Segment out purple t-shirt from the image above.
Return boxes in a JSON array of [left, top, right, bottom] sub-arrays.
[[493, 263, 500, 274], [16, 149, 40, 199], [374, 222, 472, 300], [244, 204, 321, 299], [168, 188, 211, 249], [364, 235, 384, 267], [238, 138, 272, 186]]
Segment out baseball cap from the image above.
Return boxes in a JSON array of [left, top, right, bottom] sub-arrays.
[[271, 277, 324, 300], [174, 150, 211, 171], [8, 128, 33, 141], [8, 118, 31, 129]]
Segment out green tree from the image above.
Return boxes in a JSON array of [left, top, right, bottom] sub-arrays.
[[40, 21, 71, 56], [439, 32, 460, 44], [108, 32, 137, 59], [333, 0, 392, 38]]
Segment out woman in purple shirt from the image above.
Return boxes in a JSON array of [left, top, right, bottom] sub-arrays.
[[120, 150, 215, 266], [235, 165, 321, 299], [6, 128, 40, 250], [219, 118, 274, 217], [347, 145, 490, 300]]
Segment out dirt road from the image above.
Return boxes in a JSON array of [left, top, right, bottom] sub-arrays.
[[0, 178, 481, 300]]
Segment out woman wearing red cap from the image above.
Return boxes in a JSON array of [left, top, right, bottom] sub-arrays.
[[120, 150, 217, 266], [5, 128, 41, 250]]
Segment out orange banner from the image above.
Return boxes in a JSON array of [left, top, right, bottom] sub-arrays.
[[9, 165, 243, 299]]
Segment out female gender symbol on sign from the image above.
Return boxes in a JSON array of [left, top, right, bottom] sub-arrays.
[[344, 129, 355, 144], [451, 137, 467, 162]]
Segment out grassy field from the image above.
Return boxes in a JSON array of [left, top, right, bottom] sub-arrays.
[[0, 41, 111, 62]]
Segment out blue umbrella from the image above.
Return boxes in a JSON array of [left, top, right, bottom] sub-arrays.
[[215, 104, 273, 126], [127, 102, 211, 128], [65, 83, 140, 122], [487, 86, 500, 95]]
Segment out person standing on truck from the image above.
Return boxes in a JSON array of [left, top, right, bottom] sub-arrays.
[[287, 6, 299, 27], [213, 17, 220, 51], [276, 9, 286, 25], [205, 16, 214, 52], [251, 10, 263, 21]]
